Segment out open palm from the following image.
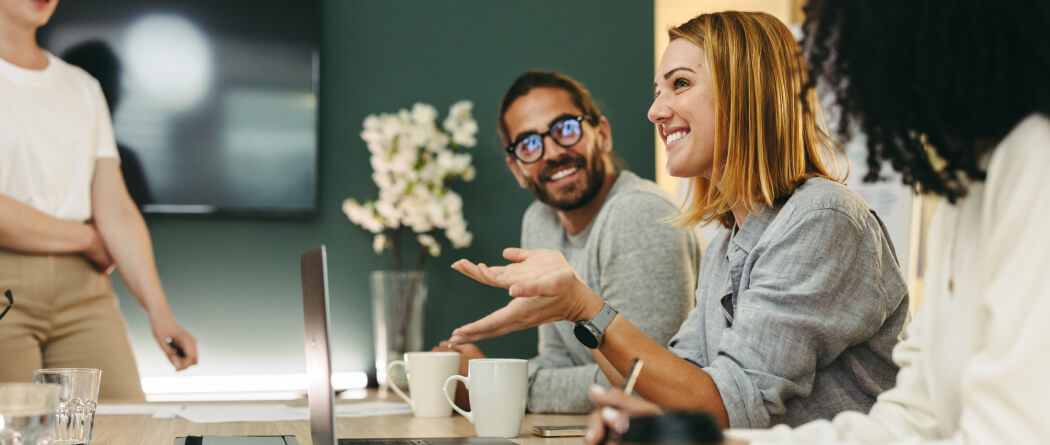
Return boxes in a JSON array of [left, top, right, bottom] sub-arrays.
[[448, 248, 601, 343]]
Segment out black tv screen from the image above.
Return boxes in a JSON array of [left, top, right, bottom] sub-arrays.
[[40, 0, 318, 215]]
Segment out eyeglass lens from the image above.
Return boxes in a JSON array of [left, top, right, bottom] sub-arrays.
[[514, 116, 584, 163]]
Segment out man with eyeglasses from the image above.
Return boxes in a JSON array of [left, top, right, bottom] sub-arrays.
[[441, 71, 702, 413]]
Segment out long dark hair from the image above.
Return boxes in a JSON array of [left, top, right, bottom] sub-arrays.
[[802, 0, 1050, 202]]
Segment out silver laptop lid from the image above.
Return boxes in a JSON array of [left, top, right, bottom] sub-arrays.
[[300, 246, 337, 445]]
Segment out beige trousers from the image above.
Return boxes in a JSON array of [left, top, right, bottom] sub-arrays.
[[0, 248, 145, 402]]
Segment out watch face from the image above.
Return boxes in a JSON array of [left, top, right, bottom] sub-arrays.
[[574, 323, 600, 349]]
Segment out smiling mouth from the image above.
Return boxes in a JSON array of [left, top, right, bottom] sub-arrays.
[[548, 167, 578, 181], [665, 129, 689, 145]]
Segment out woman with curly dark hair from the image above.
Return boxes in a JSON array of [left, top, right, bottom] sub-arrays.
[[585, 0, 1050, 444]]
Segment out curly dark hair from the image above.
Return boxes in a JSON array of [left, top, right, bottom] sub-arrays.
[[802, 0, 1050, 202]]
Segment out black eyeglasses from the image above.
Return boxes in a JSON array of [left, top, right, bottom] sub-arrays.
[[506, 115, 587, 164], [0, 290, 11, 321]]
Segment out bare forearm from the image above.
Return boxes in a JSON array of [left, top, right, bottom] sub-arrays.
[[593, 350, 624, 388], [0, 195, 94, 253], [94, 194, 169, 317], [599, 316, 730, 428]]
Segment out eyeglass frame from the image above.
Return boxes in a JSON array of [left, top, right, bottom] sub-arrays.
[[0, 290, 11, 321], [504, 114, 597, 164]]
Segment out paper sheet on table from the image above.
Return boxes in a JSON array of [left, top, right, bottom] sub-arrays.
[[158, 401, 411, 423], [334, 401, 411, 417], [166, 404, 308, 423], [95, 403, 181, 416]]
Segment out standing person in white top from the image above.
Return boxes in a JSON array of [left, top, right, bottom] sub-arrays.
[[583, 0, 1050, 443], [0, 0, 198, 400]]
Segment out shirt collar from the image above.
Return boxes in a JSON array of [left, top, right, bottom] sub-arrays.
[[728, 202, 782, 255]]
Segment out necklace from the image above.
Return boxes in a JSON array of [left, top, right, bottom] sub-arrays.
[[946, 198, 967, 296]]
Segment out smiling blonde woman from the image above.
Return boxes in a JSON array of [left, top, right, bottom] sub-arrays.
[[447, 10, 909, 430]]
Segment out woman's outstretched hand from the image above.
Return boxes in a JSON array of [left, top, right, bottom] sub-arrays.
[[448, 247, 604, 344]]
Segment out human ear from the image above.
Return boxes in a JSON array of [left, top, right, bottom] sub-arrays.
[[597, 117, 613, 152], [505, 155, 528, 188]]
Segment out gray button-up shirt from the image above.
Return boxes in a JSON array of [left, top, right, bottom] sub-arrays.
[[668, 177, 909, 428]]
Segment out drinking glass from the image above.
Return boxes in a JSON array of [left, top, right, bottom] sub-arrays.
[[0, 383, 61, 445], [32, 368, 101, 445]]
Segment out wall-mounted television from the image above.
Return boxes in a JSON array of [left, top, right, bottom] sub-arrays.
[[40, 0, 319, 216]]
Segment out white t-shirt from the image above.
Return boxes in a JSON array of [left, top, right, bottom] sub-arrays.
[[728, 114, 1050, 444], [0, 52, 119, 222]]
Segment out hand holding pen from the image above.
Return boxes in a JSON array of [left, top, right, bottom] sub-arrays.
[[584, 359, 662, 445]]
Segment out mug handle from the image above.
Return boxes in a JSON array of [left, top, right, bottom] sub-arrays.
[[386, 360, 413, 409], [443, 374, 473, 423]]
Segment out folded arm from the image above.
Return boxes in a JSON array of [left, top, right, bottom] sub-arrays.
[[0, 194, 113, 269]]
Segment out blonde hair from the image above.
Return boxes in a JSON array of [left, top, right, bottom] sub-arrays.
[[670, 11, 842, 228]]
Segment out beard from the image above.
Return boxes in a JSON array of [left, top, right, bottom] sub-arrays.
[[524, 142, 607, 211]]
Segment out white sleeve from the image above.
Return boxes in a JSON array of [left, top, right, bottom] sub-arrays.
[[88, 79, 119, 160], [728, 116, 1050, 445]]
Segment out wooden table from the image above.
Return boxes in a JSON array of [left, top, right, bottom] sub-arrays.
[[93, 392, 589, 445]]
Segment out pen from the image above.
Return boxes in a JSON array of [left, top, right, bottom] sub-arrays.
[[166, 337, 187, 359], [599, 359, 644, 445], [621, 358, 644, 395]]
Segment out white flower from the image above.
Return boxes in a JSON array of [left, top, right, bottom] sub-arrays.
[[375, 198, 401, 228], [425, 130, 450, 153], [452, 127, 477, 147], [462, 165, 476, 181], [373, 233, 387, 254], [372, 171, 392, 190], [446, 225, 473, 249], [342, 199, 385, 234], [417, 234, 441, 257], [448, 100, 473, 121], [424, 201, 447, 227], [380, 114, 401, 139], [411, 103, 438, 126], [404, 120, 431, 148], [345, 100, 477, 258]]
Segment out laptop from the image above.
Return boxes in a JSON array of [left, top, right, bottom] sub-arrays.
[[299, 246, 516, 445]]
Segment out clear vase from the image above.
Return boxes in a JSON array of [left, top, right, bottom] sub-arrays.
[[371, 270, 427, 389]]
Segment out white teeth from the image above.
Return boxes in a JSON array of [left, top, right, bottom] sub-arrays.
[[550, 167, 577, 181], [666, 130, 688, 144]]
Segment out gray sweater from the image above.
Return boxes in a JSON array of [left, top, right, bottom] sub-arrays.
[[522, 171, 702, 413]]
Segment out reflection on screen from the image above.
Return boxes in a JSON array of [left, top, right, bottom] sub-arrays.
[[41, 0, 318, 215]]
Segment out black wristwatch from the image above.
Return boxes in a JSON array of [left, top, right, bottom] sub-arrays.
[[573, 302, 618, 349]]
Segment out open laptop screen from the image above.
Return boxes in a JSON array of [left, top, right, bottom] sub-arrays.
[[300, 246, 336, 445]]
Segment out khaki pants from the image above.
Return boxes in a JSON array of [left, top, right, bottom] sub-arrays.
[[0, 248, 145, 402]]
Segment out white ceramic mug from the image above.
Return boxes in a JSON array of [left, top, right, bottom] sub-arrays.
[[443, 358, 528, 438], [387, 351, 461, 417]]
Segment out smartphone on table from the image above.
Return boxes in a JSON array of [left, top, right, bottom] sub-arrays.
[[532, 425, 589, 437], [530, 359, 644, 439]]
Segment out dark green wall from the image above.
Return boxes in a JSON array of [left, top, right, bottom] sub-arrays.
[[116, 0, 656, 378]]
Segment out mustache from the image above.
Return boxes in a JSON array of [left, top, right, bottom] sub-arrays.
[[539, 155, 586, 182]]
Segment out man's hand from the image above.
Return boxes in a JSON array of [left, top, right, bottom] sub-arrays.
[[433, 341, 485, 410], [448, 248, 604, 344]]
